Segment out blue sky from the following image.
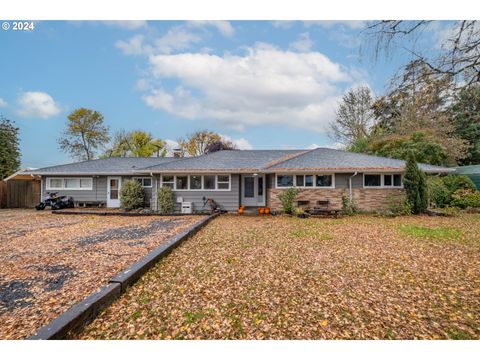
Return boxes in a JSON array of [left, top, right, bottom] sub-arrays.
[[0, 20, 444, 167]]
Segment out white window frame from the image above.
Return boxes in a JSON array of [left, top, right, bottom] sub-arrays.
[[275, 173, 335, 189], [363, 173, 403, 189], [159, 174, 231, 191], [46, 177, 93, 191], [133, 176, 153, 188], [133, 177, 153, 188], [216, 175, 231, 190]]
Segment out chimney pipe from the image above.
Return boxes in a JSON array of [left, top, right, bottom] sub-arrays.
[[173, 148, 182, 158]]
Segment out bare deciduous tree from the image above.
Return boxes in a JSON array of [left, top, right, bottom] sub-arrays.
[[364, 20, 480, 89], [329, 86, 375, 146]]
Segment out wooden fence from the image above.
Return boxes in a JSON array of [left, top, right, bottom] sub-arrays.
[[0, 181, 6, 208], [4, 179, 41, 208]]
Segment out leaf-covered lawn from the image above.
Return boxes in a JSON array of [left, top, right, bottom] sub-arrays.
[[77, 214, 480, 339], [0, 209, 204, 339]]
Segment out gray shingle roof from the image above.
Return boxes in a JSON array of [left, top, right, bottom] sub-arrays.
[[28, 157, 178, 175], [142, 150, 305, 172], [27, 149, 454, 175], [267, 148, 453, 173]]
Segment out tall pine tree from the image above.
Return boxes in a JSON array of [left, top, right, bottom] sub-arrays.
[[403, 153, 428, 214], [0, 116, 21, 180]]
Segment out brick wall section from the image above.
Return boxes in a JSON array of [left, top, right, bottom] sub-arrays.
[[267, 188, 405, 212]]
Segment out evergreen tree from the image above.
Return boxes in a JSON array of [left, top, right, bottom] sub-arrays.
[[0, 116, 21, 180], [403, 153, 428, 214]]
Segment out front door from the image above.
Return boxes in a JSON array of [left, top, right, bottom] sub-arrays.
[[107, 177, 121, 208], [241, 174, 265, 207]]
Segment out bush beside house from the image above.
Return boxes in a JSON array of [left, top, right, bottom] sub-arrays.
[[428, 174, 477, 208], [120, 180, 145, 210], [278, 187, 299, 214], [157, 186, 174, 214]]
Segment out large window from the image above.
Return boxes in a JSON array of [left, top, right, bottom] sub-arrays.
[[46, 177, 93, 190], [316, 175, 333, 187], [276, 174, 334, 188], [364, 174, 381, 187], [133, 177, 152, 188], [190, 175, 202, 190], [176, 176, 188, 190], [364, 174, 403, 188], [204, 175, 216, 190], [161, 175, 231, 191], [162, 175, 174, 188], [277, 175, 293, 187]]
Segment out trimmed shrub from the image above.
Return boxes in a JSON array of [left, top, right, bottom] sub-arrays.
[[278, 187, 299, 214], [451, 189, 480, 209], [404, 153, 428, 214], [428, 175, 476, 208], [381, 194, 412, 217], [157, 186, 174, 214], [120, 179, 145, 210], [428, 177, 450, 208], [443, 174, 476, 194]]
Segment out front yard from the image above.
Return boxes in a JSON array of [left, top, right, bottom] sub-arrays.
[[77, 214, 480, 339], [0, 209, 204, 339]]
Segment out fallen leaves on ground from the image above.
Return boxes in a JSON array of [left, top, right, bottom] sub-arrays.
[[0, 209, 204, 339], [77, 214, 480, 340]]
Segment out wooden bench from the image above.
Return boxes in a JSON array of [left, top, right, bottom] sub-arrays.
[[310, 200, 342, 217], [75, 201, 106, 208]]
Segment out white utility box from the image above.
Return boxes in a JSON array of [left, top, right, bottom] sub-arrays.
[[181, 202, 193, 214]]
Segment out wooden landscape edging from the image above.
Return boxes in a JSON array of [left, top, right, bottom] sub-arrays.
[[28, 213, 219, 340], [52, 210, 212, 216]]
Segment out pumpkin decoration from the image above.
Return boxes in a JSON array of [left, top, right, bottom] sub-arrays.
[[258, 207, 265, 215], [264, 207, 270, 215]]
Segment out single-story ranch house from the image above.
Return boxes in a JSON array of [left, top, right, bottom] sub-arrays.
[[25, 148, 453, 212]]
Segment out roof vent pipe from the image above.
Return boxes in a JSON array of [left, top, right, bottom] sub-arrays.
[[173, 148, 182, 158]]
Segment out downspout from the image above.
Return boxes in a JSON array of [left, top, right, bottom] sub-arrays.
[[349, 171, 358, 204], [150, 171, 156, 211]]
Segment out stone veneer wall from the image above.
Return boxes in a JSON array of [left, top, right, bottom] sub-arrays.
[[267, 188, 405, 212]]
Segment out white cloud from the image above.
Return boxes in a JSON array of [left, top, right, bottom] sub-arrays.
[[115, 35, 151, 56], [0, 97, 7, 107], [326, 142, 345, 150], [307, 142, 345, 150], [329, 31, 361, 49], [142, 43, 355, 133], [271, 21, 296, 29], [116, 27, 202, 56], [102, 21, 148, 30], [17, 91, 61, 119], [188, 21, 235, 37], [289, 32, 314, 52], [135, 78, 152, 91], [220, 134, 253, 150], [155, 27, 203, 54], [304, 21, 366, 30]]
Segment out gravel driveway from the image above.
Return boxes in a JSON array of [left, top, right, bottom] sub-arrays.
[[0, 209, 205, 339]]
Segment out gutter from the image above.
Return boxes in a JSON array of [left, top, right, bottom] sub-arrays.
[[348, 171, 358, 204]]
